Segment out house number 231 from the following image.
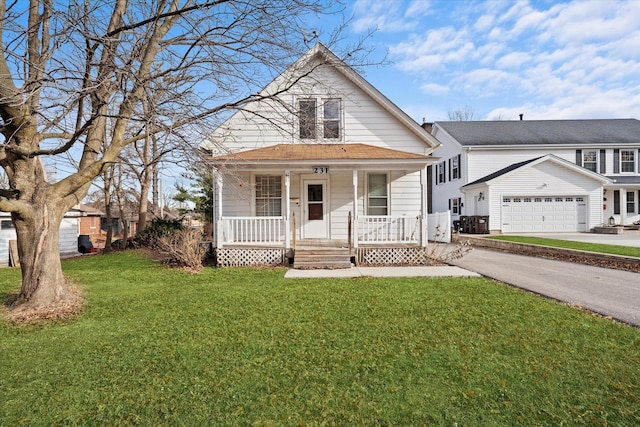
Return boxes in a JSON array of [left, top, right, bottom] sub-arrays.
[[313, 167, 329, 174]]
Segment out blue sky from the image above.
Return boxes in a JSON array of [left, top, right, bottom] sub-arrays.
[[328, 0, 640, 122]]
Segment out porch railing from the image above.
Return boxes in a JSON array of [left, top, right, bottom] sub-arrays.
[[357, 215, 421, 244], [221, 216, 285, 245]]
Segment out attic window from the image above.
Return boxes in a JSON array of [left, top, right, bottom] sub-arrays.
[[323, 99, 340, 139], [299, 99, 316, 139], [298, 98, 342, 141]]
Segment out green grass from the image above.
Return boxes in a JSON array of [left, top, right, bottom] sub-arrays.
[[487, 235, 640, 258], [1, 251, 639, 425]]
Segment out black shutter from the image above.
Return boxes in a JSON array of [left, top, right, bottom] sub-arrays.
[[448, 159, 452, 182], [614, 190, 620, 214], [614, 149, 620, 173], [457, 154, 462, 179], [599, 149, 606, 173], [575, 149, 582, 166]]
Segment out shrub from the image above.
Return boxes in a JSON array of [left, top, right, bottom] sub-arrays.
[[137, 218, 184, 246], [152, 227, 206, 272]]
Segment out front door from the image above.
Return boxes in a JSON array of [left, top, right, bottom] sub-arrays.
[[303, 179, 329, 239]]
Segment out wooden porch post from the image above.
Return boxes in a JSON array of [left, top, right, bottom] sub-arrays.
[[284, 170, 291, 250], [215, 169, 224, 249], [421, 167, 428, 247], [352, 169, 359, 249]]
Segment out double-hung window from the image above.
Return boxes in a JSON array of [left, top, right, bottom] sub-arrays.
[[621, 150, 636, 173], [450, 155, 461, 180], [323, 99, 340, 139], [298, 100, 317, 139], [298, 98, 341, 140], [436, 161, 446, 184], [583, 150, 598, 172], [367, 173, 388, 215], [627, 191, 636, 214], [449, 198, 461, 215], [255, 175, 282, 216]]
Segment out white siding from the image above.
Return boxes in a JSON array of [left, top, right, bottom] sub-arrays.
[[488, 162, 603, 231], [206, 63, 430, 156]]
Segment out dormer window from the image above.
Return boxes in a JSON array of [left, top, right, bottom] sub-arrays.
[[298, 98, 341, 141]]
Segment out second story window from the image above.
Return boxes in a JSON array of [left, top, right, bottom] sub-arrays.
[[299, 99, 316, 139], [323, 99, 340, 139], [583, 150, 597, 172], [437, 161, 446, 184], [621, 149, 635, 173], [298, 98, 342, 141]]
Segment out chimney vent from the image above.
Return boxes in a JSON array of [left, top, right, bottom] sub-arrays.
[[519, 113, 524, 121]]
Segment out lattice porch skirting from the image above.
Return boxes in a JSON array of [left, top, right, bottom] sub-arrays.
[[357, 247, 435, 266], [215, 248, 286, 267]]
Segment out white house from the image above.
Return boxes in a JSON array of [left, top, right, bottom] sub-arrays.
[[430, 119, 640, 233], [201, 43, 443, 267]]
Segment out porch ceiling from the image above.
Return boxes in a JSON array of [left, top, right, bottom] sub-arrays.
[[208, 143, 438, 170]]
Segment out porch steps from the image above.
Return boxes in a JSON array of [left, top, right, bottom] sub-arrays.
[[293, 240, 352, 269]]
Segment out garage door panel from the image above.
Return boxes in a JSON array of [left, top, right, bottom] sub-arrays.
[[502, 196, 586, 233]]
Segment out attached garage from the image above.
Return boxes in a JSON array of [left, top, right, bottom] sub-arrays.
[[461, 155, 611, 234], [501, 196, 587, 232]]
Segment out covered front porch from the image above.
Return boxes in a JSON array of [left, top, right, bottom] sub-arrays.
[[209, 144, 440, 267]]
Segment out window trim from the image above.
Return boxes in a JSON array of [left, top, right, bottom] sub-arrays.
[[582, 149, 598, 172], [322, 98, 341, 140], [298, 97, 343, 141], [254, 174, 283, 217], [298, 99, 317, 140], [627, 191, 636, 214], [620, 149, 636, 173], [436, 161, 446, 185], [366, 172, 389, 216]]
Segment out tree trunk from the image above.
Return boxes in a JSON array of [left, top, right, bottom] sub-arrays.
[[12, 204, 66, 307]]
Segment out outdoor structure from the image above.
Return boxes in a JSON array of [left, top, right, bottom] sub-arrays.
[[430, 119, 640, 233], [202, 43, 443, 267], [0, 208, 82, 267]]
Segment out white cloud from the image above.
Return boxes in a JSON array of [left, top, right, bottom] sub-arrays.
[[351, 0, 432, 33], [419, 82, 450, 96], [351, 0, 640, 120], [495, 52, 531, 69]]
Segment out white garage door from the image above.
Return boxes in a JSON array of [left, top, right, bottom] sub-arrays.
[[502, 196, 587, 232]]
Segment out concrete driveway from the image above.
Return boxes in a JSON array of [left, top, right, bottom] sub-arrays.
[[450, 247, 640, 328]]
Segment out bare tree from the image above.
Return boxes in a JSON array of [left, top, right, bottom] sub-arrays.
[[447, 105, 475, 121], [0, 0, 356, 311]]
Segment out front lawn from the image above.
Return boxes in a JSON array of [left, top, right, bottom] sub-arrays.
[[1, 251, 638, 425], [487, 235, 640, 258]]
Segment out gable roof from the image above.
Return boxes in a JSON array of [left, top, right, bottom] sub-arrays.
[[461, 154, 611, 189], [202, 43, 440, 152], [435, 119, 640, 147]]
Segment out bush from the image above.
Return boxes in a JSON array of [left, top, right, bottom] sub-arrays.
[[137, 218, 184, 246], [152, 227, 206, 272]]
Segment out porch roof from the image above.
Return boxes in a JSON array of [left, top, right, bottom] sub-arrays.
[[208, 143, 437, 170]]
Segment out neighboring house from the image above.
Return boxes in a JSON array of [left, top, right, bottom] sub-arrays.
[[202, 43, 442, 267], [75, 204, 104, 247], [430, 119, 640, 233], [0, 209, 82, 267]]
